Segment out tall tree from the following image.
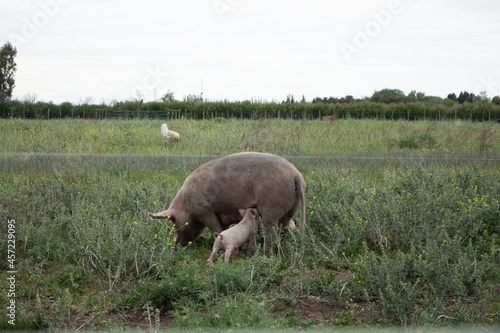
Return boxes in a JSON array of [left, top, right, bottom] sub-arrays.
[[371, 88, 405, 104], [458, 91, 475, 104], [447, 93, 457, 102], [406, 90, 417, 103], [0, 42, 17, 103], [161, 89, 176, 102]]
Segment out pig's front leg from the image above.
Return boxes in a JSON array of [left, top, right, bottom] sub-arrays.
[[246, 236, 255, 257]]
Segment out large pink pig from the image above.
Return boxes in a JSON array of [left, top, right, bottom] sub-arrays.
[[149, 152, 306, 253]]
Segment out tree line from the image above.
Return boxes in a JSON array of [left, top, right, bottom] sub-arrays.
[[1, 41, 500, 121], [1, 98, 499, 121], [312, 88, 499, 106]]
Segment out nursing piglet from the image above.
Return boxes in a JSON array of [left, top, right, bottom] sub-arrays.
[[206, 208, 258, 263]]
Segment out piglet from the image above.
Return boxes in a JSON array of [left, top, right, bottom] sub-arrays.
[[206, 208, 258, 263]]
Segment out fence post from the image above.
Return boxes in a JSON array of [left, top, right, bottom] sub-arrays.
[[470, 109, 472, 121], [48, 107, 50, 119], [11, 106, 13, 119], [60, 108, 62, 119]]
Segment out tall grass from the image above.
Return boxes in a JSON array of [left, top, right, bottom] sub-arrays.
[[0, 118, 499, 157], [0, 163, 498, 329], [0, 119, 499, 329]]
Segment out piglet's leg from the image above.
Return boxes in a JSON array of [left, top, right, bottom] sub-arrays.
[[224, 246, 236, 263], [207, 248, 219, 263]]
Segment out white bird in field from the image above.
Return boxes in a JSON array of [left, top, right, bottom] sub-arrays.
[[161, 123, 180, 142]]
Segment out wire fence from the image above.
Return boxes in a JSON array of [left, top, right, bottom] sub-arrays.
[[2, 104, 500, 122], [1, 152, 498, 173]]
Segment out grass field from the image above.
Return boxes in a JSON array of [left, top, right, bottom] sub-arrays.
[[0, 118, 499, 331], [0, 118, 499, 156]]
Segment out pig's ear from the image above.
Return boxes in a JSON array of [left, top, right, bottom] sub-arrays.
[[149, 209, 174, 219], [239, 209, 246, 217], [214, 232, 220, 240]]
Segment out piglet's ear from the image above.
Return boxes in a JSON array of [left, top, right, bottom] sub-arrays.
[[239, 209, 246, 217], [249, 208, 258, 219], [213, 232, 220, 240]]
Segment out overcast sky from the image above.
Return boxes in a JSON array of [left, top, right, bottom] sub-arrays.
[[2, 0, 500, 104]]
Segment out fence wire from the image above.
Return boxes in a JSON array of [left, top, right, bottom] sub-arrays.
[[1, 153, 499, 173]]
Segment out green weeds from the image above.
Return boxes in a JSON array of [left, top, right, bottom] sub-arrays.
[[0, 119, 499, 330], [1, 118, 499, 157]]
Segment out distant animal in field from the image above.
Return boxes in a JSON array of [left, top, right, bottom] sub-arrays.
[[161, 123, 180, 142], [322, 115, 337, 122], [149, 152, 306, 254]]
